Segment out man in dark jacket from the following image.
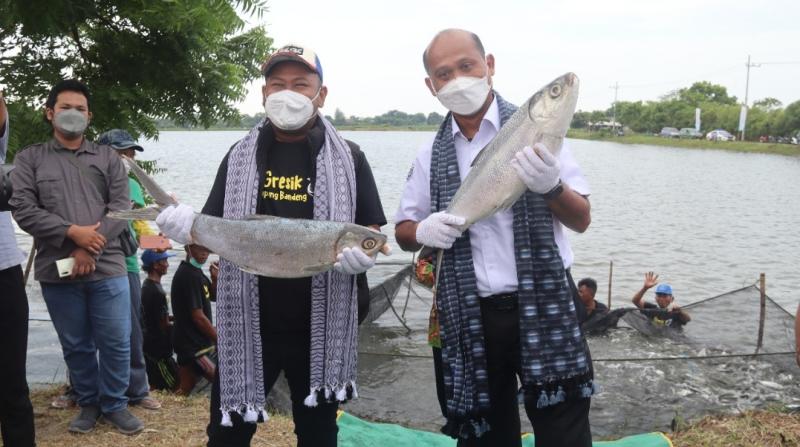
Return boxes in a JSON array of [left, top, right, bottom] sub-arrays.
[[10, 79, 143, 435], [156, 44, 387, 447]]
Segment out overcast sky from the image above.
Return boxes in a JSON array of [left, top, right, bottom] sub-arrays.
[[235, 0, 800, 117]]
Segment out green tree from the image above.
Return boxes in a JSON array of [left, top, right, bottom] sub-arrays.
[[333, 108, 347, 126], [752, 97, 783, 111], [0, 0, 272, 160], [675, 81, 737, 107], [426, 111, 444, 126]]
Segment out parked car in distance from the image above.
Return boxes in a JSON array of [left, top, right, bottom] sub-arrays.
[[659, 127, 680, 138], [678, 128, 703, 139], [706, 129, 735, 142]]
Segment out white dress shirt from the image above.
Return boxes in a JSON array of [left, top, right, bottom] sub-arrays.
[[394, 97, 590, 297], [1, 115, 27, 271]]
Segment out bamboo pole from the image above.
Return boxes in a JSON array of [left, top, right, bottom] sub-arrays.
[[22, 240, 36, 286], [607, 260, 613, 309], [756, 273, 766, 353]]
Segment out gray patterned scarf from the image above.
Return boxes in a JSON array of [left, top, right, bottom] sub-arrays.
[[217, 115, 359, 426], [430, 93, 595, 439]]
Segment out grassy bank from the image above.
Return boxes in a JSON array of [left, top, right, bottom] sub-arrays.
[[28, 387, 800, 446], [567, 129, 800, 157], [156, 124, 439, 132]]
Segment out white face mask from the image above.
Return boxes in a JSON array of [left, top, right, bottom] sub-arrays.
[[264, 89, 320, 131], [53, 109, 89, 139], [433, 76, 491, 116]]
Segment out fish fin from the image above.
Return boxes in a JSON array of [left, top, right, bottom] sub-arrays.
[[107, 207, 162, 221], [238, 265, 263, 275], [303, 265, 332, 275], [242, 214, 279, 221], [469, 143, 494, 168]]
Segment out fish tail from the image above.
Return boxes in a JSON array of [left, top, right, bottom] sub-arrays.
[[108, 207, 162, 221], [121, 156, 179, 207]]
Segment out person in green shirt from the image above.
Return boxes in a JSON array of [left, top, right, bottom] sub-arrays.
[[97, 129, 161, 410]]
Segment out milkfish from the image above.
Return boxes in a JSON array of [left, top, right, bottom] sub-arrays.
[[447, 72, 580, 229], [429, 73, 580, 293], [110, 157, 387, 278]]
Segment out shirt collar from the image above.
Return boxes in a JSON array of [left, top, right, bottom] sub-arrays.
[[49, 137, 98, 154], [449, 93, 501, 138]]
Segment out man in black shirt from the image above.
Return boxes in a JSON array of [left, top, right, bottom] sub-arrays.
[[140, 249, 178, 391], [156, 44, 387, 447], [577, 277, 608, 323], [632, 272, 691, 327], [170, 244, 218, 395]]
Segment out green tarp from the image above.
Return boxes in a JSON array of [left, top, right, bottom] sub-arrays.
[[337, 411, 673, 447]]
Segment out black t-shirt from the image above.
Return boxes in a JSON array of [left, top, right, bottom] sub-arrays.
[[642, 302, 688, 327], [170, 261, 214, 362], [202, 118, 387, 337], [141, 278, 172, 359]]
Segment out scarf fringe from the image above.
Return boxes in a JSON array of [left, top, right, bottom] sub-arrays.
[[303, 381, 358, 408], [219, 404, 269, 427], [441, 416, 491, 439], [522, 372, 598, 409]]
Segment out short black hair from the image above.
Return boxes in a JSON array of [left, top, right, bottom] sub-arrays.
[[142, 264, 155, 274], [422, 29, 486, 74], [578, 278, 597, 293], [45, 79, 92, 110]]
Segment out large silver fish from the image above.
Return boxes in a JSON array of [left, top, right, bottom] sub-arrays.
[[428, 73, 579, 294], [448, 72, 580, 230], [111, 157, 387, 278]]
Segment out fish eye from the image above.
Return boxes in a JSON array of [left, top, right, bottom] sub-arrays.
[[361, 238, 377, 250], [549, 84, 562, 98]]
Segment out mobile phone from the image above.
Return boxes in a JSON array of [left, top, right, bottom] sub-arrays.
[[56, 257, 75, 278], [139, 234, 172, 250]]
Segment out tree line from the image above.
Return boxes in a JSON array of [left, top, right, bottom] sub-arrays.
[[571, 81, 800, 140], [156, 109, 446, 129]]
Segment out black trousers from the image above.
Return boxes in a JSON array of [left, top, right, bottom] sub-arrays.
[[207, 334, 338, 447], [0, 265, 36, 446], [433, 291, 592, 447]]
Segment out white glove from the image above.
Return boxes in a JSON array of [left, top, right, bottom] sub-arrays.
[[334, 247, 376, 274], [155, 203, 196, 245], [415, 212, 466, 249], [512, 143, 561, 194]]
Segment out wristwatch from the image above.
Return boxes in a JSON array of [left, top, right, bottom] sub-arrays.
[[542, 179, 564, 201]]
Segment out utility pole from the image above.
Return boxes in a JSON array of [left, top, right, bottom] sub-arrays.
[[741, 55, 761, 141]]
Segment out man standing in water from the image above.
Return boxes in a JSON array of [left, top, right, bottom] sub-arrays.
[[156, 44, 387, 446], [395, 29, 594, 447], [10, 79, 143, 435], [631, 272, 691, 327]]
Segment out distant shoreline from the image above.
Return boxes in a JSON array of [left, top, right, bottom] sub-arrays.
[[157, 124, 439, 132], [567, 129, 800, 157]]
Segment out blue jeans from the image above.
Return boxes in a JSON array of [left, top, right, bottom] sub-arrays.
[[41, 276, 132, 414], [127, 271, 149, 402]]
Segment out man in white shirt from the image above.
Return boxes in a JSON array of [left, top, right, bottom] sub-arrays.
[[395, 29, 593, 447], [0, 89, 36, 446]]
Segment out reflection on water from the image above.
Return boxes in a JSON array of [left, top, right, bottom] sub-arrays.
[[14, 131, 800, 437]]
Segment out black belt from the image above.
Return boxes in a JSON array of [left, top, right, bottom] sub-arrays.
[[481, 292, 518, 311]]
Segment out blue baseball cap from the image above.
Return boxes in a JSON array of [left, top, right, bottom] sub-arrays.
[[141, 249, 174, 267], [655, 284, 673, 295], [97, 129, 144, 152]]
